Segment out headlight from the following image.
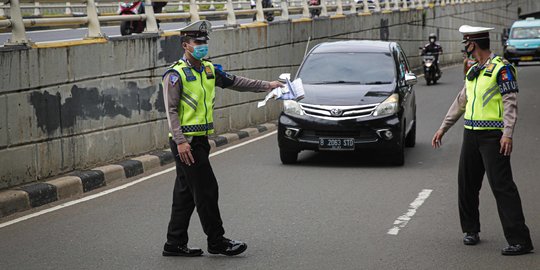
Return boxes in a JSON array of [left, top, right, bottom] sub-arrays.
[[506, 45, 516, 52], [373, 93, 399, 117], [283, 100, 304, 116]]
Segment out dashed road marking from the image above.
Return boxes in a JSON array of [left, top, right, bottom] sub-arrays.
[[387, 189, 433, 235]]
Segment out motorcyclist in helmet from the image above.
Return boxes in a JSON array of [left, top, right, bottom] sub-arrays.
[[421, 33, 443, 76]]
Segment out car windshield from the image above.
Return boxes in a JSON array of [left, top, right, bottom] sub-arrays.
[[510, 26, 540, 39], [297, 52, 395, 84]]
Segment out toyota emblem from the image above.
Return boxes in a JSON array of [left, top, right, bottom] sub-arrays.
[[330, 108, 343, 116]]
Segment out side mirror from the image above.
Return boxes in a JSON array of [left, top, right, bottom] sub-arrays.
[[279, 73, 291, 83], [405, 73, 417, 86]]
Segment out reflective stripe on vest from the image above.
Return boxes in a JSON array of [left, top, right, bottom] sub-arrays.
[[464, 56, 505, 130], [165, 59, 216, 136]]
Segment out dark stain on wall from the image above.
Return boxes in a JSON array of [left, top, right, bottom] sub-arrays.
[[29, 82, 160, 134], [29, 91, 62, 135], [154, 83, 165, 113], [380, 18, 389, 41], [158, 36, 183, 63]]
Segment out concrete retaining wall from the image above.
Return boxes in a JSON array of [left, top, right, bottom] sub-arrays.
[[0, 0, 528, 189]]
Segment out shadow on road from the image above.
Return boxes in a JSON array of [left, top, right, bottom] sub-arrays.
[[289, 149, 412, 168]]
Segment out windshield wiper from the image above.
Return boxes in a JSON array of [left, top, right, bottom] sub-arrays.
[[311, 81, 362, 84], [365, 81, 392, 85]]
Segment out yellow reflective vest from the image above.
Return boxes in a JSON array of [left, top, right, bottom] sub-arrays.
[[165, 59, 216, 136], [464, 56, 512, 130]]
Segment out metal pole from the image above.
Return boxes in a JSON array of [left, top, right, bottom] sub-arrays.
[[225, 0, 237, 26], [301, 0, 309, 18], [321, 0, 328, 17], [373, 0, 381, 12], [350, 0, 357, 14], [4, 0, 32, 46], [402, 0, 408, 9], [336, 0, 343, 15], [361, 0, 371, 14], [65, 2, 72, 15], [255, 0, 264, 22], [189, 0, 199, 21], [392, 0, 399, 11], [178, 0, 184, 11], [281, 0, 290, 20], [144, 0, 159, 33], [85, 0, 104, 38], [34, 2, 41, 17], [0, 2, 5, 18], [383, 0, 391, 12]]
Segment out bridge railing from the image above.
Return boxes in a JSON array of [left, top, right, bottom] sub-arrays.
[[0, 0, 490, 47]]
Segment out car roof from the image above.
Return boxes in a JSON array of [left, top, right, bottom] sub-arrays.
[[310, 40, 395, 53], [512, 18, 540, 28]]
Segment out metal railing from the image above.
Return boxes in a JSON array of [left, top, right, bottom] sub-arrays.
[[0, 0, 491, 47]]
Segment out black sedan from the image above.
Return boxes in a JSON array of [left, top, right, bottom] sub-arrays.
[[278, 40, 417, 165]]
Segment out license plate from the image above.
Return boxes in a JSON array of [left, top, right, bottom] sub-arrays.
[[520, 56, 533, 61], [318, 138, 355, 151]]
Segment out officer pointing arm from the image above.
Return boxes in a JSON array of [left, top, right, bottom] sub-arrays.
[[161, 20, 283, 257]]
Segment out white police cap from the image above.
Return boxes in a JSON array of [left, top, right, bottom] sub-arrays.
[[459, 25, 494, 43], [179, 20, 212, 41]]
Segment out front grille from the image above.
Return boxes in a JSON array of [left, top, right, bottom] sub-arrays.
[[516, 49, 537, 54], [300, 130, 378, 142], [299, 103, 379, 120]]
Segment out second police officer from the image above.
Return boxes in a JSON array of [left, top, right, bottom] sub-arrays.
[[432, 25, 533, 256], [161, 20, 283, 257]]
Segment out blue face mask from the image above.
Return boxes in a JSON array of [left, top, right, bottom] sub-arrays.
[[187, 44, 208, 60]]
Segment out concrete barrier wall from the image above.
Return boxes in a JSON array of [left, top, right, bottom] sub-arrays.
[[0, 0, 527, 189]]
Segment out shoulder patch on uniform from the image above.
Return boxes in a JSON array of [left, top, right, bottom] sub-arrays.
[[170, 73, 179, 85]]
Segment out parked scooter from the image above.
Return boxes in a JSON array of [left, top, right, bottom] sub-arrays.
[[421, 51, 441, 85], [118, 1, 165, 36], [309, 0, 321, 18]]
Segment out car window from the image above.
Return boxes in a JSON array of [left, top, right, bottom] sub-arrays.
[[510, 26, 540, 39], [297, 52, 396, 85]]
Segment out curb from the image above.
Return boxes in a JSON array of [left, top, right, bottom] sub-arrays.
[[0, 122, 277, 219]]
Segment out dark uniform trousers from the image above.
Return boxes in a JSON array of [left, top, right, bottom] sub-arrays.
[[459, 129, 532, 247], [167, 136, 225, 245]]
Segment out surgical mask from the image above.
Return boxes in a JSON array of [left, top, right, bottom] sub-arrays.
[[464, 42, 475, 57], [187, 44, 208, 60]]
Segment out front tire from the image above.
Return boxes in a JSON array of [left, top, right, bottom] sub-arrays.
[[120, 21, 132, 36], [280, 150, 298, 164], [405, 121, 416, 147]]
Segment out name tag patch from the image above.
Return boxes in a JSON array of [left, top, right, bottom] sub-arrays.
[[182, 67, 197, 82]]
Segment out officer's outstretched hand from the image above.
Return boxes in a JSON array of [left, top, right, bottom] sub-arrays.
[[432, 129, 445, 149], [177, 142, 195, 166], [268, 81, 284, 91], [500, 136, 512, 156]]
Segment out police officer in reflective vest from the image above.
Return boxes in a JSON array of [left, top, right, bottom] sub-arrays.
[[432, 25, 533, 255], [161, 20, 283, 257]]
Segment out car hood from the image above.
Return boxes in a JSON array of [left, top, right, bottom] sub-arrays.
[[299, 83, 395, 106], [508, 39, 540, 49]]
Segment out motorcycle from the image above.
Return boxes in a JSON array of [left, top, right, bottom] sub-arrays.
[[118, 1, 165, 36], [309, 0, 321, 18], [420, 49, 441, 85], [252, 0, 274, 22]]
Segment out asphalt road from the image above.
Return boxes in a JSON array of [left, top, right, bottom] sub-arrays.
[[1, 64, 540, 269], [0, 14, 306, 45]]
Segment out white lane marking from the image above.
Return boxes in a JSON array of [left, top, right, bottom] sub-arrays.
[[387, 189, 433, 235], [0, 130, 277, 229]]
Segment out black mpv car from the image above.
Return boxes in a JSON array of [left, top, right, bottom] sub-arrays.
[[278, 40, 417, 165]]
